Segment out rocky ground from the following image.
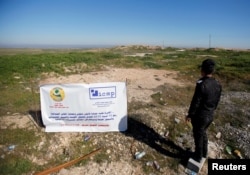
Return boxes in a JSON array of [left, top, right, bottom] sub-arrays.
[[216, 91, 250, 159], [1, 67, 249, 175]]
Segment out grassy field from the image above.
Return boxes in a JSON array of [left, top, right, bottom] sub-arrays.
[[0, 47, 249, 116], [0, 46, 249, 174]]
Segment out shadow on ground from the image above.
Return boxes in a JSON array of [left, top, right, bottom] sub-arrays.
[[28, 110, 45, 128], [28, 110, 191, 167], [122, 115, 191, 166]]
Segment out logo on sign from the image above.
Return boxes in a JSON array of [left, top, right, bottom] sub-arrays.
[[50, 87, 65, 102], [89, 86, 116, 99]]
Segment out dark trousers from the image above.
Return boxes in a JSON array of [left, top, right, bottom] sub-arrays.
[[191, 116, 213, 159]]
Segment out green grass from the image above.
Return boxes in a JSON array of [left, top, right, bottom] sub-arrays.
[[0, 156, 34, 175], [0, 128, 39, 145], [0, 128, 40, 175]]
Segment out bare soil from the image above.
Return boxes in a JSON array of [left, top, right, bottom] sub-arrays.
[[40, 68, 185, 103]]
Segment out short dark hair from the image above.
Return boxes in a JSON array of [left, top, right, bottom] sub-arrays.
[[201, 59, 215, 74]]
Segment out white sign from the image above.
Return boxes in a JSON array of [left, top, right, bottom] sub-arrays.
[[40, 82, 127, 132]]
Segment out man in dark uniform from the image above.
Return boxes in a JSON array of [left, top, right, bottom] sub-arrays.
[[186, 58, 222, 162]]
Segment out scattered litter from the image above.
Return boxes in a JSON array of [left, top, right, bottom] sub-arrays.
[[145, 160, 160, 170], [215, 132, 221, 139], [186, 169, 197, 175], [84, 135, 91, 142], [146, 161, 153, 166], [225, 145, 232, 154], [8, 145, 16, 151], [164, 130, 169, 138], [135, 151, 146, 159], [13, 76, 20, 79], [174, 118, 180, 124], [153, 160, 160, 170], [233, 149, 243, 159]]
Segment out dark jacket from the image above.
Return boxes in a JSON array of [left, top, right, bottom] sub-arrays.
[[188, 76, 222, 119]]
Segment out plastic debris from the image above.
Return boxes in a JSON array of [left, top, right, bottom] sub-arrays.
[[8, 145, 16, 151], [153, 160, 160, 170], [233, 149, 243, 159], [135, 151, 146, 159], [84, 135, 90, 142], [164, 130, 169, 138], [174, 118, 180, 124], [215, 132, 221, 139], [146, 161, 153, 166], [186, 169, 197, 175], [225, 145, 232, 154]]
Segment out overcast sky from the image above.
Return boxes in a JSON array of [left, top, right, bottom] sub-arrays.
[[0, 0, 249, 49]]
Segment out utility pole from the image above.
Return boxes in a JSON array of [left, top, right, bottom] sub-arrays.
[[209, 34, 211, 48]]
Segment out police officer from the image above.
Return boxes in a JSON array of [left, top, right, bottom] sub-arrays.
[[186, 58, 222, 162]]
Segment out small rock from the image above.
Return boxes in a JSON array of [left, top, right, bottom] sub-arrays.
[[106, 149, 111, 154], [58, 168, 69, 175]]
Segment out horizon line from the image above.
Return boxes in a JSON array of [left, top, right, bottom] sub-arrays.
[[0, 43, 249, 50]]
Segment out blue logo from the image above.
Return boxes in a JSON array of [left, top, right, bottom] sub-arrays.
[[89, 86, 116, 99]]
